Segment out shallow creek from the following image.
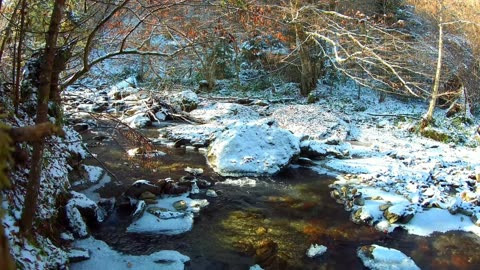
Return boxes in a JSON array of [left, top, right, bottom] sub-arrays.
[[77, 127, 480, 270]]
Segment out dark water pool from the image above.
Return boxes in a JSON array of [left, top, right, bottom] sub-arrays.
[[77, 128, 480, 270]]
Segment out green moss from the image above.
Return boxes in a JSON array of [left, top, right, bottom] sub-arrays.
[[420, 127, 451, 143]]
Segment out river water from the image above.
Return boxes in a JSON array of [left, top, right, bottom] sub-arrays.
[[78, 127, 480, 270]]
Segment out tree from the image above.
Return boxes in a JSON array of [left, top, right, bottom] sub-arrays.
[[20, 0, 65, 236], [421, 0, 444, 127], [0, 120, 14, 270]]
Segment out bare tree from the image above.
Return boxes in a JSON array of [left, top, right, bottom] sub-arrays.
[[421, 0, 444, 127]]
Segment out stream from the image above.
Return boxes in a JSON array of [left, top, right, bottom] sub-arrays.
[[75, 125, 480, 270]]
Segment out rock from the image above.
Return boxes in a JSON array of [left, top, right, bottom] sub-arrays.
[[132, 200, 147, 221], [206, 189, 218, 198], [67, 248, 90, 263], [163, 123, 221, 147], [185, 167, 204, 176], [357, 244, 420, 270], [207, 119, 300, 176], [376, 120, 389, 128], [123, 113, 151, 128], [144, 198, 158, 204], [173, 90, 199, 112], [66, 191, 107, 238], [73, 123, 89, 132], [471, 212, 480, 227], [383, 203, 416, 224], [140, 191, 157, 200], [190, 181, 200, 194], [173, 200, 188, 211], [296, 157, 316, 166], [125, 180, 162, 198], [306, 244, 327, 258], [300, 140, 351, 159]]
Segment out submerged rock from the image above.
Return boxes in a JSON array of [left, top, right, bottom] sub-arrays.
[[173, 200, 188, 211], [207, 119, 300, 176], [357, 244, 420, 270]]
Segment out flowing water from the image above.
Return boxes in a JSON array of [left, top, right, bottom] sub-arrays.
[[76, 126, 480, 270]]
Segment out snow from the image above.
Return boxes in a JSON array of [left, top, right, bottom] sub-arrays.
[[357, 244, 420, 270], [83, 165, 104, 183], [189, 102, 260, 124], [207, 118, 300, 176], [216, 177, 257, 187], [401, 208, 480, 236], [249, 264, 264, 270], [70, 237, 189, 270], [306, 244, 327, 258], [80, 174, 112, 202], [126, 193, 208, 234]]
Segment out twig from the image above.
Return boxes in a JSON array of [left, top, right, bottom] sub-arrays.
[[366, 113, 420, 119]]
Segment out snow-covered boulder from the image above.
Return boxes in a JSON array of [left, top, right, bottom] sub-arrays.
[[207, 119, 300, 176], [357, 244, 420, 270], [66, 191, 106, 238], [172, 90, 199, 112], [122, 113, 151, 128]]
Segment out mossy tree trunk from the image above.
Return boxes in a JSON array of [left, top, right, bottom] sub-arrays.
[[20, 0, 65, 236]]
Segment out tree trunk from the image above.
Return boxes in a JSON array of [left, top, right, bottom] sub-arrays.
[[0, 216, 15, 270], [13, 0, 27, 114], [20, 0, 65, 236], [422, 0, 444, 127], [296, 24, 317, 96]]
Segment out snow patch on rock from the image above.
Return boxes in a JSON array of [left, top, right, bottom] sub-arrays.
[[70, 237, 189, 270], [357, 244, 420, 270], [207, 119, 300, 176]]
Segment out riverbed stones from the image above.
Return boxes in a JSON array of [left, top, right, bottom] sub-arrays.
[[357, 244, 420, 270], [207, 118, 300, 176]]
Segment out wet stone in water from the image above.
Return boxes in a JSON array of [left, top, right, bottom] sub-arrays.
[[173, 200, 188, 211]]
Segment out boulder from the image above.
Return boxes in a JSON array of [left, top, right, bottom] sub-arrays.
[[173, 90, 199, 112], [357, 244, 420, 270], [207, 119, 300, 176], [66, 191, 106, 238]]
